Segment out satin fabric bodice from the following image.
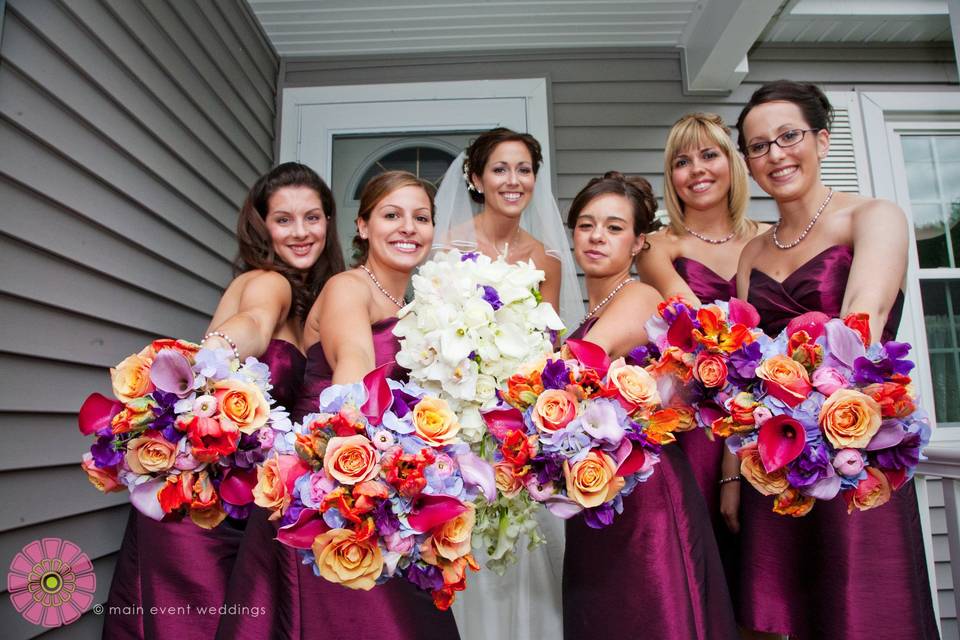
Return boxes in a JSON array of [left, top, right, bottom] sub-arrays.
[[259, 339, 306, 411], [292, 317, 403, 421], [747, 244, 904, 342], [673, 256, 737, 304]]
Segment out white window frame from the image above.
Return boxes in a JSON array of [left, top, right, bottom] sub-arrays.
[[860, 91, 960, 445]]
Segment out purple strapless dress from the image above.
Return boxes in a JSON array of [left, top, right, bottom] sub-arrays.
[[563, 318, 738, 640], [103, 339, 305, 639], [217, 318, 460, 640], [672, 257, 736, 537], [737, 244, 937, 638]]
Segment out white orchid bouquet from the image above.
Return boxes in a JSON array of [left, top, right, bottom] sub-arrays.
[[394, 248, 565, 571]]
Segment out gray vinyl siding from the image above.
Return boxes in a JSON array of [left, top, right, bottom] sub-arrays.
[[280, 43, 959, 637], [0, 0, 277, 637]]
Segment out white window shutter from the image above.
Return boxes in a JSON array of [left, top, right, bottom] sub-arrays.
[[824, 91, 873, 196]]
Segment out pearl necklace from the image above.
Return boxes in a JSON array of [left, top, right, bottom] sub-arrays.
[[584, 277, 635, 321], [772, 188, 834, 250], [360, 264, 406, 308], [681, 222, 735, 245]]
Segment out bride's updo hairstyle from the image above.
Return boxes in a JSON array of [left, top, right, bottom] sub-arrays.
[[566, 171, 661, 246], [463, 127, 543, 204], [735, 79, 835, 153]]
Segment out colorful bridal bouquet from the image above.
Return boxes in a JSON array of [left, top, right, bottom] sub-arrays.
[[644, 296, 765, 440], [717, 312, 931, 516], [253, 367, 495, 610], [485, 338, 683, 528], [78, 339, 284, 528], [393, 249, 565, 571], [394, 249, 565, 445]]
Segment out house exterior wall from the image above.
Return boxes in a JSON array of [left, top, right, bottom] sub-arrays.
[[0, 0, 277, 637]]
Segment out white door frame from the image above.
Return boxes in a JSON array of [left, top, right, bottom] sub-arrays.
[[278, 78, 553, 195]]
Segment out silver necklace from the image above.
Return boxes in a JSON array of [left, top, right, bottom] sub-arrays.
[[681, 222, 735, 245], [584, 277, 635, 321], [772, 188, 834, 250], [360, 264, 406, 308]]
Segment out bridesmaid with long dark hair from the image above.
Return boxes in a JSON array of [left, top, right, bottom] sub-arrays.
[[562, 171, 738, 640], [637, 112, 767, 556], [217, 171, 461, 640], [732, 80, 938, 639], [103, 162, 344, 639]]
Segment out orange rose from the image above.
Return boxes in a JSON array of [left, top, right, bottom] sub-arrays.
[[125, 430, 177, 474], [738, 443, 789, 495], [693, 352, 728, 388], [494, 462, 524, 499], [756, 355, 813, 407], [773, 487, 815, 517], [253, 454, 299, 518], [843, 312, 871, 346], [323, 435, 380, 485], [422, 504, 475, 562], [845, 467, 892, 514], [607, 359, 660, 410], [81, 454, 122, 493], [312, 528, 384, 590], [819, 388, 882, 449], [412, 397, 461, 446], [564, 449, 625, 508], [214, 378, 270, 434], [531, 389, 578, 433], [110, 349, 154, 402]]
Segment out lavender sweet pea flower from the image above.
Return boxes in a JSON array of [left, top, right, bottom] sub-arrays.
[[406, 564, 444, 591], [786, 442, 833, 488], [541, 359, 570, 391], [626, 344, 660, 367], [91, 434, 123, 468], [531, 453, 565, 485], [279, 501, 305, 528], [727, 341, 762, 387], [479, 285, 503, 310], [873, 429, 924, 471], [373, 500, 402, 536], [580, 399, 626, 447], [583, 503, 616, 529], [853, 341, 915, 385], [222, 502, 251, 520]]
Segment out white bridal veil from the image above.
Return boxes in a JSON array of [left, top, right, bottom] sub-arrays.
[[433, 151, 584, 330]]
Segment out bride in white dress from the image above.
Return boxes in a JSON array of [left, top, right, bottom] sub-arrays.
[[433, 128, 581, 640]]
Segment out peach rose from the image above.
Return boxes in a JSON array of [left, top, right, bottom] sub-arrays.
[[494, 462, 524, 499], [214, 378, 270, 434], [607, 359, 660, 410], [846, 466, 892, 514], [125, 430, 177, 474], [693, 352, 728, 388], [412, 397, 461, 446], [564, 449, 625, 508], [110, 349, 154, 402], [756, 354, 813, 407], [819, 388, 882, 449], [773, 487, 815, 517], [424, 504, 475, 562], [253, 454, 295, 517], [81, 454, 122, 493], [312, 528, 384, 590], [323, 435, 380, 485], [531, 389, 578, 433], [738, 443, 790, 495]]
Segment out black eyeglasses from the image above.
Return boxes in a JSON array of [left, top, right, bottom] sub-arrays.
[[743, 129, 820, 159]]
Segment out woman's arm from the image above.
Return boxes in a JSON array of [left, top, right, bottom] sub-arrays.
[[842, 199, 908, 341], [635, 233, 700, 304], [204, 271, 292, 359], [309, 272, 378, 384]]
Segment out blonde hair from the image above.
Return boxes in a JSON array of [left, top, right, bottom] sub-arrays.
[[662, 112, 753, 237]]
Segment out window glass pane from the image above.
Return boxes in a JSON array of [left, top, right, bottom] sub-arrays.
[[901, 136, 933, 162], [353, 146, 456, 199], [901, 134, 960, 269], [920, 279, 960, 425], [904, 159, 939, 202]]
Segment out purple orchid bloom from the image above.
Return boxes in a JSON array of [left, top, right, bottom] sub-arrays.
[[406, 564, 445, 591], [460, 251, 479, 262], [479, 285, 503, 310], [541, 359, 570, 391], [583, 503, 616, 529]]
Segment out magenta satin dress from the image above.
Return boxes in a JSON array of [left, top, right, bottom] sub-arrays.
[[103, 339, 305, 640], [562, 318, 738, 640], [738, 244, 937, 639], [217, 318, 461, 640], [672, 257, 737, 540]]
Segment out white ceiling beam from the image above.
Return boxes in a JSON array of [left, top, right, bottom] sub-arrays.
[[789, 0, 947, 17], [680, 0, 781, 94], [949, 0, 960, 79]]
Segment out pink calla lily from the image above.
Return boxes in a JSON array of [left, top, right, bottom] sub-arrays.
[[407, 495, 468, 533], [277, 509, 331, 549], [149, 349, 195, 397], [865, 420, 908, 451], [78, 393, 122, 435], [361, 364, 394, 425], [666, 311, 696, 352], [613, 438, 654, 477], [219, 467, 258, 506], [565, 339, 611, 377], [456, 452, 496, 503], [130, 479, 166, 521], [544, 494, 584, 519], [758, 414, 807, 472], [786, 311, 830, 341], [481, 406, 525, 441], [728, 297, 761, 329]]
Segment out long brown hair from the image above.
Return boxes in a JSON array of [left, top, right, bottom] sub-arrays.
[[235, 162, 345, 320]]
